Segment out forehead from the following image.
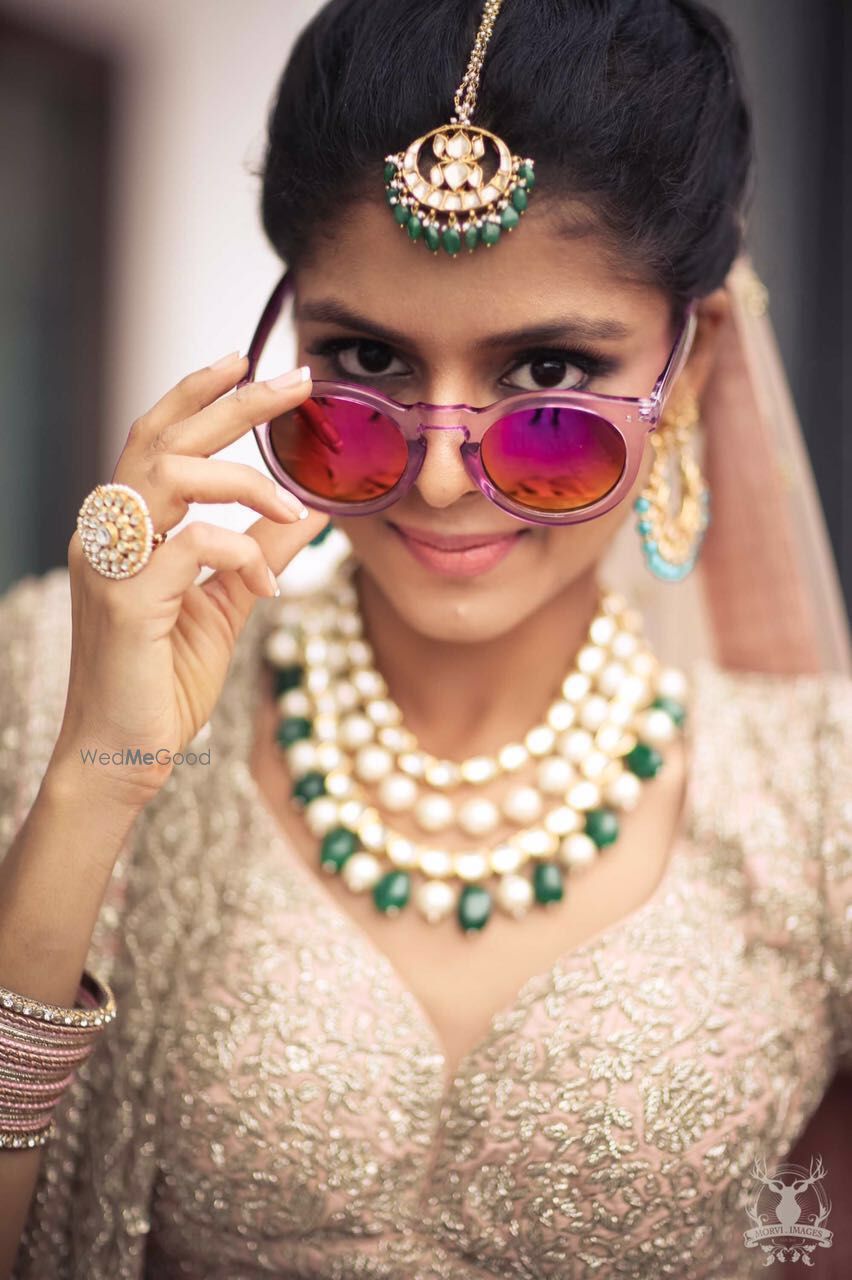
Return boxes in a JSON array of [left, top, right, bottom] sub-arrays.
[[292, 196, 669, 349]]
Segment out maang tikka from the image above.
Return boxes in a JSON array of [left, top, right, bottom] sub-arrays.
[[383, 0, 535, 256]]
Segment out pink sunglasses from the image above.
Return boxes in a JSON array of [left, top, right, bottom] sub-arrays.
[[242, 270, 697, 527]]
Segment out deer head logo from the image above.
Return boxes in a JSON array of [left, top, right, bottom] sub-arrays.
[[743, 1154, 833, 1265]]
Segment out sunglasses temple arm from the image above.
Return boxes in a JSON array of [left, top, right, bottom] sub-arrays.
[[242, 269, 294, 386], [645, 303, 698, 418]]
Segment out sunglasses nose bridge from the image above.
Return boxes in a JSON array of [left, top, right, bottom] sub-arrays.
[[414, 415, 472, 442]]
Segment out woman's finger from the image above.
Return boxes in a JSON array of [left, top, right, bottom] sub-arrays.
[[133, 453, 310, 532], [152, 366, 312, 458], [200, 508, 330, 630], [126, 352, 248, 445]]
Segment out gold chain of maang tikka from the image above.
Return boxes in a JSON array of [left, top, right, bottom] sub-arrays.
[[383, 0, 536, 257], [453, 0, 504, 124]]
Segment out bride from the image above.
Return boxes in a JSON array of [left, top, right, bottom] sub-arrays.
[[1, 1, 849, 1277]]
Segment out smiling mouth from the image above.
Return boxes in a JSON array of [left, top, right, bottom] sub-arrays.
[[386, 521, 526, 552]]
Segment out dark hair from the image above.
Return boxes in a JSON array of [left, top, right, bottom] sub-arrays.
[[260, 0, 754, 306]]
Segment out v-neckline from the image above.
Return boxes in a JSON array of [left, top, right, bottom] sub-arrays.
[[230, 602, 701, 1101]]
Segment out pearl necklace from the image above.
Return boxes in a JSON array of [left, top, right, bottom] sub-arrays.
[[263, 555, 689, 932]]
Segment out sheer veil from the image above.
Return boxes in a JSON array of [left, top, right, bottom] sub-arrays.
[[603, 255, 851, 680]]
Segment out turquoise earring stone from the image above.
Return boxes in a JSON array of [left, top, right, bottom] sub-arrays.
[[632, 489, 711, 583]]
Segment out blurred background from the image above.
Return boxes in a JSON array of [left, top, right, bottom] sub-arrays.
[[0, 0, 849, 617]]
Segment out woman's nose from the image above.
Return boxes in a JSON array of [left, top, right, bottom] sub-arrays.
[[413, 423, 480, 509]]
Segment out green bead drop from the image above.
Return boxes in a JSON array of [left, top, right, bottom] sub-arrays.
[[518, 162, 536, 188], [319, 826, 359, 872], [276, 715, 311, 748], [464, 224, 480, 250], [584, 807, 620, 848], [393, 202, 410, 226], [274, 664, 303, 695], [481, 221, 501, 247], [383, 161, 396, 183], [424, 224, 441, 252], [624, 741, 663, 779], [373, 870, 411, 914], [385, 186, 397, 206], [533, 862, 564, 904], [292, 770, 326, 806], [407, 215, 423, 241], [511, 186, 528, 211], [500, 205, 520, 230], [651, 694, 686, 728], [309, 523, 334, 547], [442, 226, 462, 255], [458, 884, 492, 932]]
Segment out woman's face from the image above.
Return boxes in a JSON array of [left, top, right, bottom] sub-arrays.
[[292, 197, 678, 645]]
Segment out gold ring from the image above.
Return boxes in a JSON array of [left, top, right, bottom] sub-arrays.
[[76, 483, 167, 579]]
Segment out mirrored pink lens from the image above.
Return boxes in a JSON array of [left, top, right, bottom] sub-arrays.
[[268, 396, 408, 502], [480, 405, 626, 511]]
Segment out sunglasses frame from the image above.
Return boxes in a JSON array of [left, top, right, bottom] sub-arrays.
[[242, 269, 697, 526]]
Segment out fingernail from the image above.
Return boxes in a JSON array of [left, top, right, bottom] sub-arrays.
[[266, 365, 311, 390], [276, 486, 310, 519], [267, 567, 280, 597], [210, 350, 241, 369]]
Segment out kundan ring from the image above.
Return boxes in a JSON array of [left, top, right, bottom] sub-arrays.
[[76, 483, 167, 579]]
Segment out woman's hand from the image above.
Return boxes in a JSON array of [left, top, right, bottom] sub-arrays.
[[50, 353, 329, 812]]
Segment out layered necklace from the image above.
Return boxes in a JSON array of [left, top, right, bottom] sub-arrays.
[[263, 555, 689, 933]]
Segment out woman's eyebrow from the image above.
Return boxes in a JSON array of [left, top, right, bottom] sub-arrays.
[[473, 316, 632, 347], [296, 297, 632, 349]]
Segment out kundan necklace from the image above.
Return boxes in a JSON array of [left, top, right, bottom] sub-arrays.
[[383, 0, 535, 256], [263, 555, 689, 934]]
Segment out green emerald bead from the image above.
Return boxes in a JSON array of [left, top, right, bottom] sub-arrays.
[[385, 186, 397, 206], [511, 186, 528, 211], [500, 205, 520, 230], [276, 715, 312, 748], [309, 523, 334, 547], [274, 664, 303, 695], [584, 807, 620, 848], [481, 221, 501, 246], [292, 770, 326, 806], [407, 215, 423, 241], [624, 741, 663, 779], [393, 202, 410, 225], [383, 161, 396, 183], [518, 162, 536, 188], [464, 224, 480, 249], [442, 226, 462, 255], [373, 870, 411, 914], [651, 694, 686, 728], [319, 826, 359, 872], [424, 224, 441, 251], [458, 884, 492, 932], [533, 862, 564, 904]]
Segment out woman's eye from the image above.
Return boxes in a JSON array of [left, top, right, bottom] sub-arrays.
[[502, 354, 592, 392], [311, 339, 409, 380]]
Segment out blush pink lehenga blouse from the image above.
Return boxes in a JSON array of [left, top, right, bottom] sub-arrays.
[[3, 568, 851, 1280]]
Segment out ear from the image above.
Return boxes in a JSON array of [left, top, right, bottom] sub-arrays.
[[680, 286, 729, 399]]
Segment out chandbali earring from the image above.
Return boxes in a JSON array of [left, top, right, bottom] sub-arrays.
[[633, 391, 711, 582], [383, 0, 535, 256]]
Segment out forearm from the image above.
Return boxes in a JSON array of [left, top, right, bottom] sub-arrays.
[[0, 762, 143, 1004], [0, 765, 144, 1279]]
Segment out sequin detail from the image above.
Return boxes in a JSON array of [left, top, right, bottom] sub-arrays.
[[2, 569, 850, 1279]]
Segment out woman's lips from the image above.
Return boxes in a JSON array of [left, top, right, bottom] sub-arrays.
[[388, 521, 528, 577]]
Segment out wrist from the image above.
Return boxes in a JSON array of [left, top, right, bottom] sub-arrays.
[[42, 742, 171, 819]]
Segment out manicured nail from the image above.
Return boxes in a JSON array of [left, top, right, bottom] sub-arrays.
[[267, 567, 280, 597], [276, 486, 310, 519], [210, 350, 241, 369], [266, 365, 311, 390]]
